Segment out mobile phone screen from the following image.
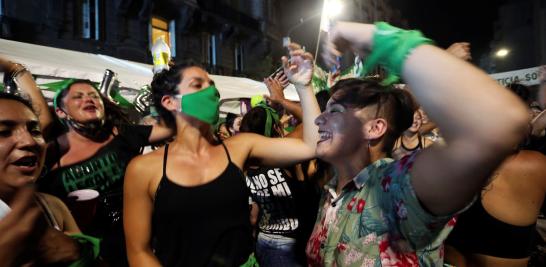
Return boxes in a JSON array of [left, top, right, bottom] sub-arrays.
[[269, 67, 284, 78]]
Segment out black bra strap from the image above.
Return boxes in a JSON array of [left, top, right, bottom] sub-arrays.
[[162, 144, 169, 178], [220, 142, 232, 163], [34, 193, 60, 230]]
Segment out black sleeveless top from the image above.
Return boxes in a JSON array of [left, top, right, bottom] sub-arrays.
[[152, 143, 253, 267], [446, 197, 536, 259]]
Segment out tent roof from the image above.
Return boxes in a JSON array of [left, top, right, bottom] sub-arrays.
[[0, 38, 300, 110]]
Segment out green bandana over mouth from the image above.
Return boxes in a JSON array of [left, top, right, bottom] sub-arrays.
[[176, 85, 221, 125]]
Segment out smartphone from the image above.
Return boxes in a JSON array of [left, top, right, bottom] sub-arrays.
[[282, 37, 291, 48], [269, 66, 284, 79]]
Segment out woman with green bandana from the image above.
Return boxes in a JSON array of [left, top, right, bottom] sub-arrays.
[[303, 21, 529, 266], [123, 44, 321, 267]]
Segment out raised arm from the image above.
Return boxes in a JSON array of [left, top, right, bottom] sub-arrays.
[[231, 43, 321, 167], [404, 43, 528, 215], [282, 43, 321, 149], [264, 74, 303, 121], [0, 59, 54, 137], [124, 156, 162, 267], [148, 121, 174, 143], [324, 22, 529, 215]]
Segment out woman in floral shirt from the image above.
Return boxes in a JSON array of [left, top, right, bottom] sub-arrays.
[[305, 21, 529, 266]]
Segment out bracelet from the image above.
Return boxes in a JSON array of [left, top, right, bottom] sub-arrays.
[[363, 22, 433, 85], [10, 64, 29, 80]]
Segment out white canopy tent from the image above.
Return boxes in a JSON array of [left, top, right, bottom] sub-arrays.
[[0, 38, 300, 114]]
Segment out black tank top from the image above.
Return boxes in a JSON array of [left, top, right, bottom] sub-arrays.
[[152, 143, 253, 267], [446, 197, 536, 259]]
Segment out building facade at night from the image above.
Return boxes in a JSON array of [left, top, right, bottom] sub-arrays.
[[0, 0, 284, 79], [0, 0, 413, 79]]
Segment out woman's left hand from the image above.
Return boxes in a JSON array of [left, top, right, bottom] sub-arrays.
[[282, 43, 314, 87]]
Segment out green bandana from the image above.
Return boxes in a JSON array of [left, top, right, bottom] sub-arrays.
[[177, 85, 221, 125], [363, 22, 433, 85], [254, 102, 280, 137], [239, 253, 259, 267], [52, 79, 77, 111]]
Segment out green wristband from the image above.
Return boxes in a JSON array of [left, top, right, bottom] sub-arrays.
[[68, 233, 101, 267], [363, 22, 433, 85]]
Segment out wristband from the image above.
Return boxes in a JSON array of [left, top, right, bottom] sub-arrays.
[[68, 233, 101, 267], [363, 22, 433, 85]]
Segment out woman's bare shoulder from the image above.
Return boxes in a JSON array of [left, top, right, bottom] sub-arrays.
[[127, 147, 167, 179], [502, 150, 546, 188]]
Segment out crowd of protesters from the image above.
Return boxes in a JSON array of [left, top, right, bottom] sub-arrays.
[[0, 20, 545, 267]]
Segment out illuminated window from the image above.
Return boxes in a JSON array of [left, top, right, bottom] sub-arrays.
[[209, 34, 217, 66], [150, 16, 176, 57], [80, 0, 103, 40]]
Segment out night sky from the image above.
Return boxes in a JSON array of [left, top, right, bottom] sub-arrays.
[[283, 0, 511, 68], [390, 0, 506, 63]]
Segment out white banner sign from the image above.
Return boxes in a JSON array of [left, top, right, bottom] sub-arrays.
[[490, 66, 541, 86]]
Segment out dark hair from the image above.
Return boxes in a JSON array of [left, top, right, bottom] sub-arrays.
[[224, 112, 238, 134], [240, 106, 281, 138], [55, 79, 95, 109], [150, 62, 200, 129], [0, 92, 35, 114], [56, 79, 131, 129], [315, 90, 331, 112], [506, 83, 531, 103], [330, 78, 415, 155]]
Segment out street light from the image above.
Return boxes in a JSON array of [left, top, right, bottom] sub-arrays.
[[315, 0, 344, 65], [496, 48, 510, 58], [320, 0, 344, 32], [282, 0, 344, 65]]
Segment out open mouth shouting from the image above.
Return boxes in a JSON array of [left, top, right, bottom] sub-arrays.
[[11, 155, 39, 174], [82, 105, 98, 113], [318, 130, 333, 144]]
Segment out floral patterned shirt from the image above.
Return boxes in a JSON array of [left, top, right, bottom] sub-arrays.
[[306, 153, 458, 266]]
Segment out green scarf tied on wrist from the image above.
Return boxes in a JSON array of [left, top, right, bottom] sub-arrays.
[[363, 22, 433, 85]]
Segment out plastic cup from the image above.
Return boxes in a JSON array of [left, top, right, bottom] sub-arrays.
[[66, 189, 99, 231]]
